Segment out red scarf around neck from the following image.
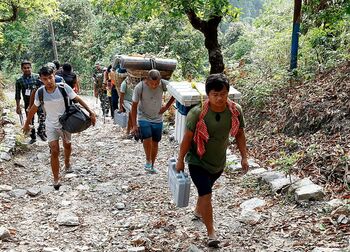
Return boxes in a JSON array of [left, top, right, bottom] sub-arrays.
[[193, 99, 240, 159]]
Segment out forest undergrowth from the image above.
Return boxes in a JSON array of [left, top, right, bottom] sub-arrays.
[[245, 62, 350, 198]]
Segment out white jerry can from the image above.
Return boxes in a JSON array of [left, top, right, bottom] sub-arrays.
[[114, 110, 128, 128], [168, 157, 191, 207]]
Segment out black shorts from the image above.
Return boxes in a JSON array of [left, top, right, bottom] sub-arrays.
[[189, 164, 223, 196]]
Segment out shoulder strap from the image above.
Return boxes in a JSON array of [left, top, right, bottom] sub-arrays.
[[57, 84, 69, 111], [38, 87, 44, 105], [140, 81, 144, 101], [161, 79, 167, 91]]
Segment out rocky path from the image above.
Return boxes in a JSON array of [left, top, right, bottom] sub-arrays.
[[0, 95, 349, 252]]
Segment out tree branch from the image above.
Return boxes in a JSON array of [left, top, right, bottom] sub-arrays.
[[0, 2, 19, 23], [186, 9, 206, 33]]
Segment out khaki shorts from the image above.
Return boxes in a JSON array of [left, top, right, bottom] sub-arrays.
[[47, 127, 71, 143]]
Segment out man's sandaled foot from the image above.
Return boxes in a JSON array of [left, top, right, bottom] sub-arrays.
[[207, 238, 220, 248], [53, 181, 61, 190], [65, 165, 73, 173], [192, 211, 202, 221]]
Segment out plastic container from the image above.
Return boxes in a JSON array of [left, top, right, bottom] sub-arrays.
[[168, 81, 242, 143], [167, 81, 242, 106], [168, 157, 191, 208], [114, 111, 128, 128]]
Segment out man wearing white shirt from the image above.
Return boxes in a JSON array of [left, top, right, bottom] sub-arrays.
[[23, 65, 96, 190]]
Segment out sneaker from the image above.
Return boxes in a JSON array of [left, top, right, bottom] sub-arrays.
[[148, 167, 158, 174], [144, 163, 152, 172], [38, 133, 47, 141], [28, 138, 36, 144]]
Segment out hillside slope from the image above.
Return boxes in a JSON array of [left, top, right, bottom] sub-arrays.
[[245, 62, 350, 196]]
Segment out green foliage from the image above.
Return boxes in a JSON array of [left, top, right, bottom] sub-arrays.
[[269, 151, 303, 174], [298, 1, 350, 76]]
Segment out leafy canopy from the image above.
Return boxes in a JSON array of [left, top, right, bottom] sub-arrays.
[[91, 0, 239, 21]]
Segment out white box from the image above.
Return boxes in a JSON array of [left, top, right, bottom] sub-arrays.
[[114, 111, 128, 127], [174, 110, 186, 143], [168, 157, 191, 208], [168, 81, 242, 144], [167, 81, 241, 106]]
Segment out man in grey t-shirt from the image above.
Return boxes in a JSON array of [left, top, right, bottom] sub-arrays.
[[131, 69, 175, 173]]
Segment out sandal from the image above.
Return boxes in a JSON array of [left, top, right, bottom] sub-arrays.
[[53, 181, 62, 191], [207, 238, 220, 248], [192, 211, 202, 221]]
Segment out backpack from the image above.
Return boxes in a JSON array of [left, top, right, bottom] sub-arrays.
[[38, 84, 91, 133]]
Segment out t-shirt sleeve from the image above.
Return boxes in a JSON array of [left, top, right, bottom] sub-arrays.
[[120, 80, 127, 93], [132, 82, 142, 102], [185, 105, 201, 132], [64, 84, 77, 100], [235, 103, 245, 128]]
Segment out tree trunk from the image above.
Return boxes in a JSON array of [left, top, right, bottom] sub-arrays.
[[48, 20, 59, 61], [290, 0, 302, 70], [186, 10, 224, 74]]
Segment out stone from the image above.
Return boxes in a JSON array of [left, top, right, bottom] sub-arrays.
[[337, 214, 349, 224], [65, 173, 77, 179], [248, 158, 260, 168], [56, 211, 80, 226], [0, 185, 13, 192], [240, 198, 266, 210], [326, 199, 344, 209], [27, 187, 41, 197], [288, 177, 314, 194], [127, 247, 145, 252], [188, 244, 203, 252], [239, 209, 261, 225], [42, 248, 63, 252], [116, 202, 126, 210], [0, 152, 11, 161], [295, 184, 325, 201], [247, 168, 267, 176], [311, 248, 343, 252], [9, 189, 27, 198], [260, 171, 285, 183], [0, 226, 10, 240], [269, 176, 299, 192]]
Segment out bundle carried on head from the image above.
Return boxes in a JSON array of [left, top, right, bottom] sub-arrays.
[[120, 55, 177, 85]]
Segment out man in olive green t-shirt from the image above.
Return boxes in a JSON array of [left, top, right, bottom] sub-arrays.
[[176, 73, 249, 248]]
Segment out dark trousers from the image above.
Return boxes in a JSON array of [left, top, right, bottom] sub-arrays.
[[24, 101, 36, 140], [111, 87, 119, 118]]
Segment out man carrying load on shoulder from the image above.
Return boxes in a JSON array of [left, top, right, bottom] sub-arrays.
[[176, 73, 249, 248], [131, 69, 175, 173], [23, 65, 96, 190]]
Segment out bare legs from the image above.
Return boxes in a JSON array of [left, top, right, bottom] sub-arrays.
[[196, 193, 216, 239], [142, 138, 159, 166], [49, 140, 60, 183], [49, 139, 72, 183]]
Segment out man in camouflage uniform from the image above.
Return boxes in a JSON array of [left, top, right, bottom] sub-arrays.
[[15, 60, 46, 143], [93, 63, 109, 116]]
